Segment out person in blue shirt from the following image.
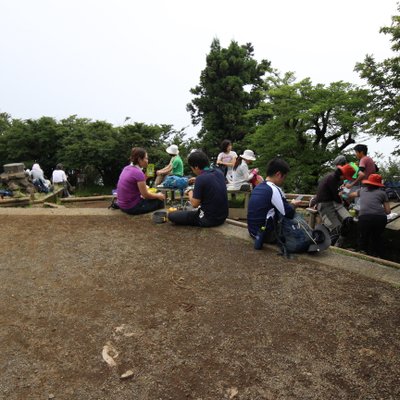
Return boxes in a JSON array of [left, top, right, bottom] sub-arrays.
[[168, 151, 228, 227], [247, 158, 301, 242]]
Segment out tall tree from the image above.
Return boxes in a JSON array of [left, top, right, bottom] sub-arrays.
[[187, 39, 271, 155], [355, 4, 400, 152], [249, 74, 370, 192]]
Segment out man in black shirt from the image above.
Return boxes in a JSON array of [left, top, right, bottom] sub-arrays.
[[168, 151, 228, 227]]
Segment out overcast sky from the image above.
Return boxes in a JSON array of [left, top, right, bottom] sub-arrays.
[[0, 0, 398, 157]]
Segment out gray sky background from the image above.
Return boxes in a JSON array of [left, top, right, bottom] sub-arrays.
[[1, 0, 398, 158]]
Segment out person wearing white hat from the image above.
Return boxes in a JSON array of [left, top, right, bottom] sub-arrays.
[[155, 144, 184, 186], [230, 149, 263, 190]]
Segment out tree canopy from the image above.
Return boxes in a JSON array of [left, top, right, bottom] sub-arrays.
[[355, 4, 400, 152], [0, 114, 182, 186], [248, 74, 370, 192], [187, 38, 271, 155]]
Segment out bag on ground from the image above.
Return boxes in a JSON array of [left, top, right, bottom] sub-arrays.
[[276, 213, 314, 255]]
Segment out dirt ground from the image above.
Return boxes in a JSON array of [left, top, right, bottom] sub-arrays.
[[0, 206, 399, 400]]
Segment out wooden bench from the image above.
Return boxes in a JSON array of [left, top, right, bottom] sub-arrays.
[[227, 189, 251, 220]]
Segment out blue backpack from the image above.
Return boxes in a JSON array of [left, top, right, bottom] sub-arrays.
[[275, 213, 314, 257], [162, 175, 188, 192]]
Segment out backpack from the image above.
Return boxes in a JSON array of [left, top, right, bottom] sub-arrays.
[[162, 175, 188, 191], [275, 213, 314, 257]]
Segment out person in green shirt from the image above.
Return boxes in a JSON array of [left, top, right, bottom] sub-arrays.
[[155, 144, 184, 186]]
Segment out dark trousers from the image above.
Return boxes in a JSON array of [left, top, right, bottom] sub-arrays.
[[358, 214, 387, 257], [168, 209, 225, 227], [121, 198, 164, 215]]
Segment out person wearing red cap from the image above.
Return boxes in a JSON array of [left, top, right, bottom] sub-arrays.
[[315, 164, 356, 247], [349, 174, 390, 257]]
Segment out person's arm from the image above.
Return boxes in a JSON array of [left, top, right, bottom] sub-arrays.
[[186, 188, 200, 208], [346, 164, 365, 188], [384, 202, 391, 215], [348, 190, 360, 200], [156, 163, 173, 175], [137, 181, 165, 201]]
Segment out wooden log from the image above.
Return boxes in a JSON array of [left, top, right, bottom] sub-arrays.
[[60, 195, 113, 203]]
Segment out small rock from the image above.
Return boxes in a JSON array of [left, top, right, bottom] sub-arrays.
[[48, 394, 55, 399], [120, 370, 134, 379]]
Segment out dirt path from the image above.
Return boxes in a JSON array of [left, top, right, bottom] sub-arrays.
[[0, 209, 399, 399]]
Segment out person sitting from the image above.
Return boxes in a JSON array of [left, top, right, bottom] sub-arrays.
[[230, 149, 263, 190], [116, 147, 165, 215], [349, 174, 390, 258], [168, 150, 228, 227], [315, 164, 356, 247], [216, 139, 237, 183], [154, 144, 184, 186], [30, 163, 51, 193], [247, 158, 301, 243], [52, 163, 71, 197]]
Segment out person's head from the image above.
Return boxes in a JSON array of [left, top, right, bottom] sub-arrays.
[[56, 163, 63, 170], [188, 150, 209, 175], [332, 155, 347, 167], [336, 164, 355, 181], [266, 158, 290, 186], [130, 147, 148, 168], [166, 144, 179, 156], [354, 144, 368, 160], [234, 149, 256, 169], [221, 139, 232, 153], [32, 163, 41, 171]]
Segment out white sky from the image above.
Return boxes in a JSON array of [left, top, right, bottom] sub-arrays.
[[0, 0, 398, 157]]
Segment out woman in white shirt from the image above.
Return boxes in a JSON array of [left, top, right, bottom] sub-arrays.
[[231, 149, 263, 190], [216, 140, 237, 183]]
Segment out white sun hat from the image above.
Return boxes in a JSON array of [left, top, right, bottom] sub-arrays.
[[166, 144, 179, 155], [240, 149, 256, 161]]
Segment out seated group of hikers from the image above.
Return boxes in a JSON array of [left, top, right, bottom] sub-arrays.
[[115, 146, 333, 255], [116, 142, 391, 257]]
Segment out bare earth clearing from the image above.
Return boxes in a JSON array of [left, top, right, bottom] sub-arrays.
[[0, 206, 399, 400]]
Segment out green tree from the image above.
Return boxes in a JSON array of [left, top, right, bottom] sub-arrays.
[[0, 116, 62, 176], [355, 4, 400, 152], [187, 39, 271, 155], [249, 74, 370, 192], [58, 116, 121, 186]]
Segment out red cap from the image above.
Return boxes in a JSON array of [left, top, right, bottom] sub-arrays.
[[362, 174, 384, 187], [337, 164, 355, 180]]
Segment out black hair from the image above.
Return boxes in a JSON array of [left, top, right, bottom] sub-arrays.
[[221, 139, 232, 153], [354, 144, 368, 155], [188, 150, 209, 170], [233, 156, 243, 171], [266, 158, 290, 177], [130, 147, 147, 164]]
